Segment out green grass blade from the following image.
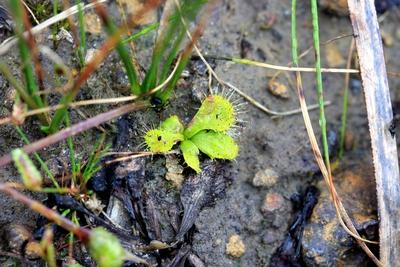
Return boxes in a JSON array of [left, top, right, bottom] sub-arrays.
[[122, 22, 160, 44], [9, 0, 44, 108], [156, 51, 190, 103], [82, 134, 108, 187], [291, 0, 298, 64], [52, 0, 58, 46], [141, 0, 207, 95], [77, 0, 86, 67], [98, 8, 140, 95], [44, 92, 74, 134], [159, 28, 186, 82], [65, 115, 77, 184], [141, 11, 182, 92], [339, 80, 349, 159], [310, 0, 330, 166]]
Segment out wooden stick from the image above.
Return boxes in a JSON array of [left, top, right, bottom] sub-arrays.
[[348, 1, 400, 265]]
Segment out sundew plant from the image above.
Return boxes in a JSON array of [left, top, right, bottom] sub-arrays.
[[144, 94, 239, 172]]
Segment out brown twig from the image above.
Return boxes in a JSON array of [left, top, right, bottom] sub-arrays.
[[0, 184, 90, 242], [62, 0, 80, 50]]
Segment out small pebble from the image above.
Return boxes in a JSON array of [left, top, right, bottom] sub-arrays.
[[318, 0, 348, 16], [325, 43, 345, 67], [261, 192, 284, 213], [263, 230, 281, 244], [268, 80, 289, 99], [396, 28, 400, 41], [3, 224, 32, 253], [381, 30, 394, 47], [252, 168, 279, 188], [84, 13, 102, 34], [165, 155, 184, 189], [345, 131, 355, 151], [149, 240, 170, 250], [25, 241, 42, 260], [256, 11, 277, 30], [226, 234, 246, 258], [85, 48, 99, 64]]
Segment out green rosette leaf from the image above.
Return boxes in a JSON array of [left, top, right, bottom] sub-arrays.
[[160, 115, 184, 134], [184, 95, 235, 138], [190, 130, 239, 160], [144, 128, 183, 153], [180, 139, 200, 173]]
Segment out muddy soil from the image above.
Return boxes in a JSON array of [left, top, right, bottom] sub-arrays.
[[0, 0, 400, 266]]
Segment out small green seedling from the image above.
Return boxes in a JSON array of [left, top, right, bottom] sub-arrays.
[[89, 227, 125, 267], [12, 148, 43, 191], [144, 94, 239, 172]]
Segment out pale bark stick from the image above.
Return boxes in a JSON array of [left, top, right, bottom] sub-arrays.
[[348, 0, 400, 265]]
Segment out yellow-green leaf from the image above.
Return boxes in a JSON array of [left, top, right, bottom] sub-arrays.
[[191, 130, 239, 160], [144, 128, 183, 153], [180, 140, 201, 173], [160, 115, 184, 134], [184, 95, 235, 138]]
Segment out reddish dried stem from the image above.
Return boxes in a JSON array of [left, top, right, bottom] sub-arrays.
[[0, 101, 147, 167], [21, 3, 45, 92], [0, 184, 90, 242]]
